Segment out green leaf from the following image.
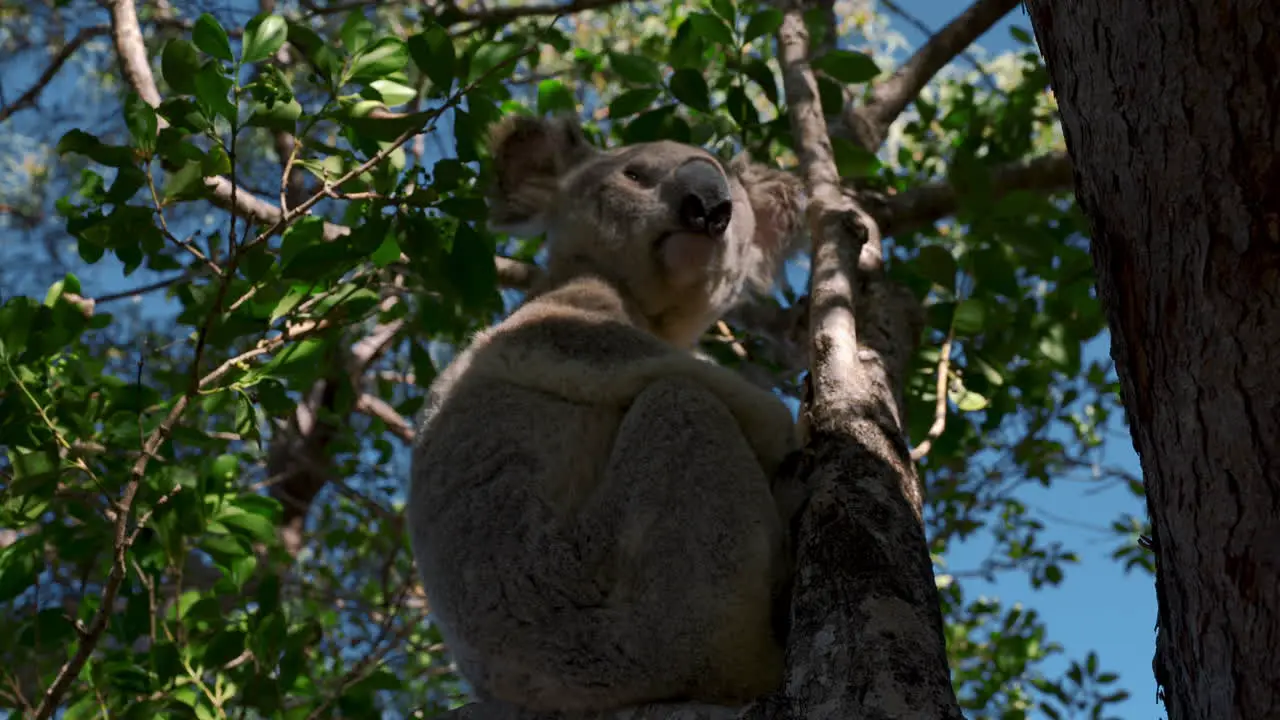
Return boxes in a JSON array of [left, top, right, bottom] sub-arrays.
[[831, 136, 880, 178], [370, 79, 418, 106], [157, 98, 210, 134], [162, 160, 206, 202], [0, 536, 43, 603], [710, 0, 736, 24], [192, 13, 233, 62], [609, 51, 663, 85], [194, 61, 237, 122], [408, 26, 457, 91], [269, 286, 310, 324], [122, 94, 158, 153], [608, 87, 661, 119], [340, 12, 375, 54], [669, 69, 711, 113], [161, 39, 200, 95], [743, 8, 784, 44], [202, 144, 232, 176], [469, 41, 523, 83], [812, 49, 880, 84], [349, 37, 409, 83], [687, 12, 735, 47], [55, 129, 135, 168], [741, 57, 779, 106], [220, 508, 275, 544], [202, 630, 246, 669], [1045, 563, 1064, 585], [287, 20, 344, 86], [1010, 26, 1034, 45], [371, 235, 401, 267], [816, 74, 845, 115], [242, 13, 288, 64], [953, 298, 986, 336], [955, 390, 989, 412], [246, 98, 302, 133], [258, 337, 328, 380], [725, 85, 756, 129], [537, 79, 577, 114], [279, 216, 326, 267], [915, 245, 958, 292]]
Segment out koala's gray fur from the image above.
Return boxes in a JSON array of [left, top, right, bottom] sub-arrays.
[[407, 114, 807, 714]]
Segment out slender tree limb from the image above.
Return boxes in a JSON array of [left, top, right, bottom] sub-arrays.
[[110, 0, 162, 109], [875, 150, 1074, 237], [355, 393, 413, 443], [879, 0, 998, 92], [0, 25, 110, 124], [202, 176, 539, 288], [769, 2, 962, 716], [910, 328, 954, 461], [843, 0, 1021, 150], [448, 0, 637, 28]]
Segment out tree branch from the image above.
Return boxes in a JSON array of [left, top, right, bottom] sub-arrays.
[[770, 1, 962, 715], [879, 0, 998, 92], [203, 176, 539, 289], [875, 150, 1074, 237], [109, 0, 162, 108], [448, 0, 637, 27], [0, 25, 110, 124], [843, 0, 1021, 150]]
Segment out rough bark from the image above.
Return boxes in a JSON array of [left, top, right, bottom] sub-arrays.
[[1026, 3, 1280, 719], [768, 5, 960, 718]]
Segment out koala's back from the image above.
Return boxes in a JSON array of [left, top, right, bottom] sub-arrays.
[[407, 290, 791, 712]]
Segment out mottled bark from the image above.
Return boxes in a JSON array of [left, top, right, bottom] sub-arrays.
[[1026, 3, 1280, 719]]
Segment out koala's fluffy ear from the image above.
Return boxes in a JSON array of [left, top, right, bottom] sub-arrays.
[[487, 114, 599, 236], [729, 154, 807, 289]]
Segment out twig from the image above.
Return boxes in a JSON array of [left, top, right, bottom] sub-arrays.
[[354, 393, 413, 443], [96, 271, 200, 304], [0, 25, 110, 124], [843, 0, 1021, 150], [910, 328, 955, 461]]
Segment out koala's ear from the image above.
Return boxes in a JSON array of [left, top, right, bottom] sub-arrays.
[[487, 114, 598, 236], [730, 154, 806, 283]]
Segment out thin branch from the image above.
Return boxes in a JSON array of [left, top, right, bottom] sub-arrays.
[[910, 328, 954, 461], [355, 393, 413, 443], [876, 150, 1074, 237], [448, 0, 636, 28], [879, 0, 999, 92], [777, 8, 874, 394], [0, 25, 110, 124], [843, 0, 1021, 150], [31, 8, 173, 710], [110, 0, 162, 108]]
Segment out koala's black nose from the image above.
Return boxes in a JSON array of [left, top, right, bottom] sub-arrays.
[[674, 160, 733, 238], [680, 194, 734, 238]]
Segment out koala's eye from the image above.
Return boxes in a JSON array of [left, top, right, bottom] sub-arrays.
[[622, 167, 643, 183]]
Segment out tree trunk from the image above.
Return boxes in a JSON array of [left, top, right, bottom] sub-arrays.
[[1025, 4, 1280, 719]]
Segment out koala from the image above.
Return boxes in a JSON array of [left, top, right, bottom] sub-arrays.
[[406, 114, 806, 714]]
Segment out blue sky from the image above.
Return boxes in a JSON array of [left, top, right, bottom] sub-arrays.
[[0, 2, 1159, 717]]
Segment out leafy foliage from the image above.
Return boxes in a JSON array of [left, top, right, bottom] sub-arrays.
[[0, 1, 1148, 718]]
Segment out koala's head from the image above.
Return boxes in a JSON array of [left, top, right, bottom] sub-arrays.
[[486, 114, 804, 348]]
